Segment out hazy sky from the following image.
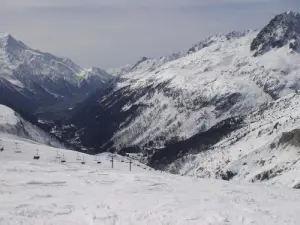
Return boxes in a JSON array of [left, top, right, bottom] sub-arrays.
[[0, 0, 299, 69]]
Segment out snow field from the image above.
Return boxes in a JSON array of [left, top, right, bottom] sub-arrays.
[[1, 135, 300, 225]]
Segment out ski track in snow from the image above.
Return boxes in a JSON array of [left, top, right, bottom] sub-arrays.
[[1, 135, 300, 225]]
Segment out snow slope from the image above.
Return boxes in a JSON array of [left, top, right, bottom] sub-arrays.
[[1, 135, 300, 224], [0, 104, 63, 148]]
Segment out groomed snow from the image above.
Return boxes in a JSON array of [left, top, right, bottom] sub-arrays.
[[1, 135, 300, 225]]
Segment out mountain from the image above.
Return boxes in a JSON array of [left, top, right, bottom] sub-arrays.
[[54, 12, 299, 155], [34, 12, 300, 187], [0, 32, 113, 120], [168, 92, 300, 188], [251, 11, 300, 56], [0, 104, 63, 148]]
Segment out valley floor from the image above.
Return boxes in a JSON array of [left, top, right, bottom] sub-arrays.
[[1, 136, 300, 225]]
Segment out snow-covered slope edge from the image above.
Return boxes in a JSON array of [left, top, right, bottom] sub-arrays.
[[169, 92, 300, 188], [0, 104, 64, 148]]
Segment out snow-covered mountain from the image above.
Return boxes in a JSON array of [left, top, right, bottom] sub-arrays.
[[168, 92, 300, 188], [0, 104, 63, 148], [0, 32, 113, 119], [251, 11, 300, 56], [56, 11, 299, 157]]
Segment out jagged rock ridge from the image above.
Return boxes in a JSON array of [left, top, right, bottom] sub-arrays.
[[251, 11, 300, 55]]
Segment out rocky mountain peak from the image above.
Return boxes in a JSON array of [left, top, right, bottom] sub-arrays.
[[251, 11, 300, 56], [0, 33, 28, 55]]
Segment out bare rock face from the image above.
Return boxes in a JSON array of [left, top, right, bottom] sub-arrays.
[[278, 129, 300, 147], [251, 11, 300, 56], [293, 183, 300, 189]]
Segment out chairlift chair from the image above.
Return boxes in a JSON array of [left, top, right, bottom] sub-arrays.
[[81, 155, 86, 165], [33, 149, 40, 160], [14, 142, 21, 153], [14, 147, 22, 153], [96, 156, 101, 164], [56, 150, 60, 159], [76, 153, 81, 161], [61, 154, 66, 163]]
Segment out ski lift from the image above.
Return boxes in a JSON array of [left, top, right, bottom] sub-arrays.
[[76, 152, 81, 161], [56, 150, 60, 159], [14, 143, 21, 153], [0, 140, 3, 152], [33, 149, 40, 160], [96, 155, 101, 164], [81, 155, 86, 165], [61, 154, 66, 163]]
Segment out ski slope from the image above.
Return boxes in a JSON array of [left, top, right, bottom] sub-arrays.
[[1, 136, 300, 225]]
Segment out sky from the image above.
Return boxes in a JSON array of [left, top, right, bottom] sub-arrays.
[[0, 0, 300, 69]]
